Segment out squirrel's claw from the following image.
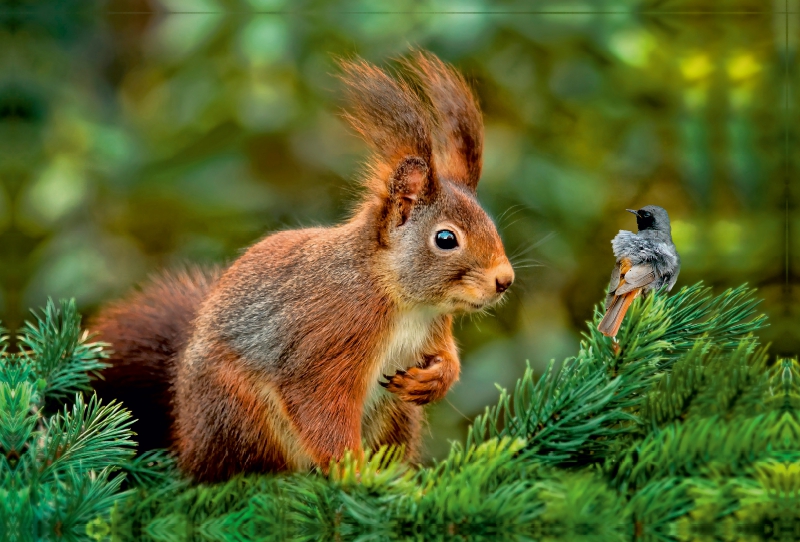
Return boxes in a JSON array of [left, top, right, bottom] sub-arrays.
[[380, 355, 458, 405]]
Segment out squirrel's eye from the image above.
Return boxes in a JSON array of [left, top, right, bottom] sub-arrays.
[[435, 230, 458, 250]]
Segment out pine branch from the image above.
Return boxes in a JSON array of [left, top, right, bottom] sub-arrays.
[[47, 466, 131, 539], [17, 299, 110, 404], [466, 358, 636, 463], [0, 366, 40, 465], [3, 285, 791, 540], [640, 339, 768, 428], [0, 299, 135, 542], [587, 283, 768, 364], [120, 449, 179, 489], [467, 285, 768, 468], [38, 393, 135, 480]]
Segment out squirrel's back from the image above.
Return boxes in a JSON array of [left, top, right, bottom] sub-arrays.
[[91, 266, 220, 451]]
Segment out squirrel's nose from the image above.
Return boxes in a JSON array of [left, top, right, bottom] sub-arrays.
[[495, 274, 513, 293], [492, 260, 515, 294]]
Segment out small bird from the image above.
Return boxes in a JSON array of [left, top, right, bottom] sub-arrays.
[[598, 205, 681, 338]]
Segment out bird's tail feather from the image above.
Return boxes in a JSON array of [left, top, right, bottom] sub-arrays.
[[598, 289, 640, 337]]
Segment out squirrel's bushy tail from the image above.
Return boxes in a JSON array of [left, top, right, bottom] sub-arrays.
[[90, 266, 220, 451]]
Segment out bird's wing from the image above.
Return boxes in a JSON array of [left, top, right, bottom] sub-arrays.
[[608, 258, 633, 291], [607, 264, 621, 294], [615, 263, 657, 295], [605, 258, 633, 309]]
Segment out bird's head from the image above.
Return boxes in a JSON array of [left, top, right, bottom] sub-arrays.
[[626, 205, 672, 234]]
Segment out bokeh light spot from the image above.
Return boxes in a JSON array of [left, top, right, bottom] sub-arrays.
[[609, 29, 656, 67], [25, 157, 87, 224], [727, 54, 761, 81], [680, 54, 713, 80], [239, 17, 289, 66]]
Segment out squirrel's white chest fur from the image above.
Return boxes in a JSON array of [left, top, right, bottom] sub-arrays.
[[363, 307, 438, 414], [381, 307, 438, 373]]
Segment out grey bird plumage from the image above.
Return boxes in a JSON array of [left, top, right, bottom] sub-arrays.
[[598, 205, 681, 337]]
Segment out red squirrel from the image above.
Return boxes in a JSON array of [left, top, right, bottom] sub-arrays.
[[91, 52, 514, 482]]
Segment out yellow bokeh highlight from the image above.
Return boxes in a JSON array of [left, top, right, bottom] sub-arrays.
[[680, 54, 713, 80], [727, 54, 761, 80]]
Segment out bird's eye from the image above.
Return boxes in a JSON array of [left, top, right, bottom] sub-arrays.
[[435, 230, 458, 250], [641, 211, 652, 218]]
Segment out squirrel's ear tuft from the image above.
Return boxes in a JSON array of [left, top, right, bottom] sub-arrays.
[[338, 57, 436, 200], [403, 51, 483, 192]]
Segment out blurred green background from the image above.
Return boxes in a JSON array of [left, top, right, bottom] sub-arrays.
[[1, 0, 796, 460]]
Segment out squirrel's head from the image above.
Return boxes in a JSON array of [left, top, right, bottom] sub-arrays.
[[340, 52, 513, 313]]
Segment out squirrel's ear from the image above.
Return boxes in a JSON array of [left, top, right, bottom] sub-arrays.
[[338, 58, 436, 201], [404, 51, 483, 192], [388, 156, 433, 227]]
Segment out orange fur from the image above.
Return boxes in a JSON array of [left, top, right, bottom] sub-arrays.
[[404, 51, 483, 190], [91, 52, 512, 482], [362, 394, 424, 462], [173, 342, 309, 478]]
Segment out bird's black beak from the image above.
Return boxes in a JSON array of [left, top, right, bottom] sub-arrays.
[[626, 209, 640, 217]]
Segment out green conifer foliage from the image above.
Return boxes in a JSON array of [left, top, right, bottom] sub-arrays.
[[0, 300, 136, 542], [3, 285, 798, 541]]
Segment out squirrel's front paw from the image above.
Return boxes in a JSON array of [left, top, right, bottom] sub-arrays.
[[379, 355, 458, 405]]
